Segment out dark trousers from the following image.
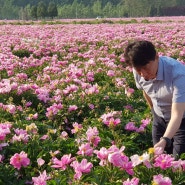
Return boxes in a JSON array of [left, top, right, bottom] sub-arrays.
[[152, 109, 185, 158]]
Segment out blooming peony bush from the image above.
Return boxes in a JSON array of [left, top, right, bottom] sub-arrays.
[[0, 17, 185, 184]]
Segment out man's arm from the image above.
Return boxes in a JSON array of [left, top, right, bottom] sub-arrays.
[[143, 91, 153, 109], [154, 102, 185, 150], [163, 102, 185, 139]]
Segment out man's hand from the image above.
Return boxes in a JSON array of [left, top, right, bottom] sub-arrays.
[[154, 139, 166, 153]]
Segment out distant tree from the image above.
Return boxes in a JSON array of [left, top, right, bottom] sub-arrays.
[[115, 3, 125, 17], [149, 5, 157, 16], [176, 0, 185, 5], [111, 0, 121, 6], [103, 2, 113, 17], [162, 5, 185, 16], [59, 0, 73, 6], [19, 5, 31, 20], [30, 5, 37, 19], [0, 0, 19, 19], [81, 5, 92, 18], [92, 0, 102, 17], [48, 2, 58, 19], [58, 4, 73, 18], [2, 0, 185, 19], [134, 0, 151, 17], [37, 1, 47, 19], [123, 0, 135, 17], [72, 0, 78, 18]]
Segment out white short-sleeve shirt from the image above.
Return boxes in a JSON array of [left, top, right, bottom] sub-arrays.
[[133, 56, 185, 122]]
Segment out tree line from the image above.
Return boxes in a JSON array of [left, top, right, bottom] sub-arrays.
[[0, 0, 185, 20]]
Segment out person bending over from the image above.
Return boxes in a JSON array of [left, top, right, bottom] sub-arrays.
[[124, 40, 185, 157]]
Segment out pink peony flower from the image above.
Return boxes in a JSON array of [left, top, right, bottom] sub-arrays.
[[94, 145, 125, 166], [86, 127, 101, 147], [68, 105, 78, 112], [123, 177, 139, 185], [154, 154, 175, 169], [125, 87, 134, 97], [125, 118, 150, 133], [125, 122, 136, 131], [70, 159, 93, 179], [180, 160, 185, 171], [63, 84, 79, 95], [10, 151, 30, 170], [94, 147, 109, 166], [11, 128, 29, 143], [141, 118, 151, 127], [0, 79, 12, 93], [0, 143, 9, 151], [71, 122, 82, 134], [51, 154, 73, 170], [104, 117, 121, 127], [26, 113, 38, 120], [100, 111, 122, 124], [135, 126, 145, 132], [152, 174, 172, 185], [35, 88, 50, 103], [86, 127, 99, 137], [5, 104, 16, 114], [108, 145, 125, 153], [0, 154, 4, 163], [60, 131, 68, 139], [108, 152, 134, 175], [46, 103, 63, 118], [32, 170, 49, 185], [0, 122, 12, 141], [88, 104, 95, 110], [25, 101, 32, 107], [77, 143, 93, 156], [86, 71, 94, 82], [107, 70, 115, 77], [115, 78, 126, 88], [40, 135, 49, 140], [85, 84, 99, 95], [37, 158, 45, 167]]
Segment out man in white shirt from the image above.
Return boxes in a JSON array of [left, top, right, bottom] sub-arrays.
[[124, 40, 185, 158]]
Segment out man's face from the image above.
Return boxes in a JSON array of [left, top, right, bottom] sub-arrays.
[[134, 58, 158, 81]]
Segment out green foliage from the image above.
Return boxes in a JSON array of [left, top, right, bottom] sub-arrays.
[[1, 20, 185, 184], [141, 19, 150, 23], [130, 19, 138, 23], [37, 1, 47, 18], [0, 69, 8, 79], [47, 2, 58, 18], [12, 49, 32, 58], [100, 19, 114, 24], [1, 0, 185, 20], [30, 5, 37, 19]]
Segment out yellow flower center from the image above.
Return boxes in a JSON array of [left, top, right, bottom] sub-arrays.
[[148, 147, 154, 154], [152, 182, 158, 185]]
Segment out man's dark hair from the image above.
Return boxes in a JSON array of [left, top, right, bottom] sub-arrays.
[[124, 40, 156, 68]]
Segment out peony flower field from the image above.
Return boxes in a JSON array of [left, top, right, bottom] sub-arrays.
[[0, 17, 185, 185]]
